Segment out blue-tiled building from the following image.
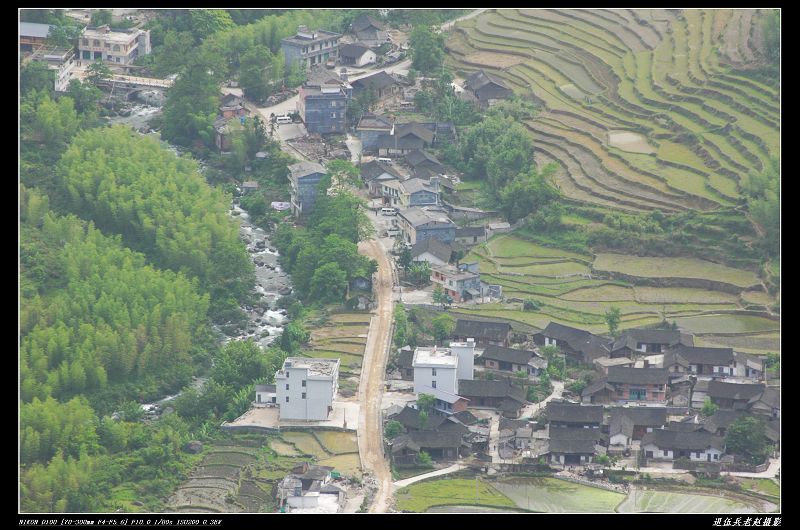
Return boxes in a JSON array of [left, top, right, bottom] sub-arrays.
[[298, 81, 352, 135], [288, 161, 327, 217]]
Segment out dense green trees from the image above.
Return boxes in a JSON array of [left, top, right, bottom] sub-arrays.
[[239, 45, 284, 103], [409, 25, 445, 75], [152, 30, 195, 78], [57, 126, 253, 317], [725, 416, 773, 465], [21, 61, 54, 95], [431, 313, 455, 343], [741, 157, 779, 257], [762, 10, 780, 66]]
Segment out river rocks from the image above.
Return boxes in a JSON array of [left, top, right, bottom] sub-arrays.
[[183, 441, 204, 454]]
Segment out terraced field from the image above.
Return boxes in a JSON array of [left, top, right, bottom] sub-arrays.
[[304, 312, 370, 378], [447, 9, 778, 213], [459, 235, 778, 354], [617, 488, 772, 513]]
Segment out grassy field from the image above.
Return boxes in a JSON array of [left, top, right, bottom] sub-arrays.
[[317, 453, 361, 478], [593, 253, 761, 288], [280, 431, 330, 458], [315, 431, 359, 454], [617, 488, 765, 513], [739, 478, 780, 498], [395, 478, 517, 512], [492, 477, 624, 513]]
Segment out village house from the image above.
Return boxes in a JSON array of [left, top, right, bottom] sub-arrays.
[[734, 351, 767, 380], [546, 402, 603, 429], [478, 344, 546, 377], [351, 70, 402, 101], [430, 262, 482, 303], [219, 93, 248, 119], [397, 207, 456, 246], [641, 429, 725, 463], [457, 378, 528, 418], [356, 114, 394, 153], [462, 69, 514, 107], [702, 409, 748, 437], [288, 161, 327, 217], [454, 226, 487, 246], [297, 80, 351, 134], [706, 380, 765, 411], [607, 407, 667, 449], [78, 24, 151, 64], [380, 176, 441, 208], [593, 356, 635, 375], [350, 14, 389, 48], [254, 384, 277, 405], [412, 341, 475, 414], [281, 25, 341, 69], [609, 329, 693, 358], [405, 149, 446, 176], [20, 22, 56, 53], [533, 322, 610, 364], [360, 159, 402, 197], [275, 357, 339, 421], [452, 319, 512, 347], [338, 42, 376, 67], [663, 345, 737, 378], [213, 116, 244, 152], [395, 346, 414, 381], [276, 462, 345, 513], [241, 181, 259, 195], [547, 427, 606, 466], [411, 237, 452, 267], [584, 366, 669, 405], [390, 431, 465, 465], [25, 46, 76, 92], [377, 123, 435, 157]]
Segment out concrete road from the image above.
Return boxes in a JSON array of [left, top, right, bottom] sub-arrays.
[[439, 8, 490, 32], [357, 237, 396, 513], [393, 464, 466, 489]]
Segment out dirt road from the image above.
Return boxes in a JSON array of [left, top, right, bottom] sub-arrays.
[[357, 238, 395, 513]]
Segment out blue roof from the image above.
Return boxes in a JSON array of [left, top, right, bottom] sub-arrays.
[[20, 22, 54, 39]]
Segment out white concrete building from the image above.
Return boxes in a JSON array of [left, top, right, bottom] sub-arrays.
[[78, 24, 151, 65], [412, 340, 475, 411], [641, 429, 725, 463], [255, 384, 277, 406], [275, 358, 339, 421], [27, 47, 76, 92]]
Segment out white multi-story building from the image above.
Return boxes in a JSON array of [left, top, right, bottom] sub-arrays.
[[78, 24, 151, 65], [412, 340, 475, 413], [275, 358, 339, 421], [26, 46, 76, 92]]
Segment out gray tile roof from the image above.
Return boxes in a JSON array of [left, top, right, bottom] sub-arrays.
[[480, 344, 536, 366], [546, 402, 604, 424], [465, 69, 510, 91], [707, 381, 765, 401], [642, 429, 725, 451], [391, 405, 445, 431], [607, 367, 669, 385], [352, 71, 399, 92], [610, 329, 692, 352], [356, 113, 393, 131], [339, 42, 371, 59], [360, 159, 400, 181], [405, 149, 442, 168], [352, 14, 385, 32], [399, 207, 454, 228], [668, 345, 734, 366], [289, 161, 326, 180], [454, 319, 511, 341], [411, 237, 452, 263], [20, 22, 54, 39], [458, 378, 527, 403], [608, 406, 667, 427]]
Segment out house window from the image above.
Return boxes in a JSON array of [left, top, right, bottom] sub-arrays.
[[432, 368, 437, 376], [302, 380, 306, 387], [93, 40, 100, 46], [432, 381, 437, 389], [714, 454, 719, 460], [285, 396, 289, 402], [302, 393, 307, 399], [113, 44, 120, 51], [285, 384, 289, 390], [83, 39, 89, 45]]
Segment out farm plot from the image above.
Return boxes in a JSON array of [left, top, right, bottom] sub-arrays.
[[447, 9, 778, 214], [492, 477, 624, 513], [694, 332, 780, 355], [306, 312, 369, 377], [617, 488, 767, 513], [280, 431, 330, 458], [592, 253, 761, 288], [315, 431, 359, 454], [395, 478, 516, 513], [317, 454, 361, 478], [673, 314, 779, 335]]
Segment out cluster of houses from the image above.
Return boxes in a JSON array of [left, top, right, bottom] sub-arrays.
[[382, 318, 779, 470]]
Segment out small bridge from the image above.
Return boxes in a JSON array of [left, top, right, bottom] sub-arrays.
[[95, 74, 173, 101]]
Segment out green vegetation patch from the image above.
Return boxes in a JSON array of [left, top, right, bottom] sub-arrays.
[[633, 287, 740, 304], [673, 314, 779, 334], [315, 431, 358, 454], [280, 432, 329, 458], [317, 453, 361, 478], [739, 478, 780, 498], [493, 477, 624, 513], [395, 478, 516, 513], [593, 253, 760, 287], [617, 489, 762, 513], [488, 235, 591, 260], [269, 440, 299, 456]]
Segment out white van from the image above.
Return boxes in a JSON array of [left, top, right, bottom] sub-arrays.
[[387, 228, 401, 237], [276, 115, 292, 124], [377, 157, 393, 164], [381, 207, 397, 216]]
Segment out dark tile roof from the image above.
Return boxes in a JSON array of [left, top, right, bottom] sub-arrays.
[[668, 345, 734, 366], [352, 14, 384, 32], [549, 427, 605, 442], [539, 322, 610, 356], [707, 381, 765, 401], [607, 367, 669, 385], [406, 430, 463, 449], [704, 410, 748, 433], [581, 379, 613, 397], [352, 71, 399, 92], [642, 429, 725, 451], [465, 70, 510, 91], [454, 319, 511, 341], [609, 415, 634, 438], [611, 329, 691, 352], [360, 159, 401, 182], [291, 463, 334, 480], [751, 387, 779, 409], [608, 407, 667, 427], [391, 405, 445, 431], [452, 410, 479, 425], [664, 420, 705, 433], [546, 402, 604, 424], [405, 149, 442, 168], [356, 113, 394, 131], [376, 133, 426, 150], [339, 42, 372, 59], [455, 226, 486, 238], [480, 344, 535, 366], [411, 237, 452, 263], [395, 122, 435, 144], [255, 384, 276, 393], [548, 438, 598, 455], [458, 378, 527, 404], [438, 418, 470, 435]]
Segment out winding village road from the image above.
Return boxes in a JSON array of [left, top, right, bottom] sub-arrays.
[[357, 238, 395, 513]]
